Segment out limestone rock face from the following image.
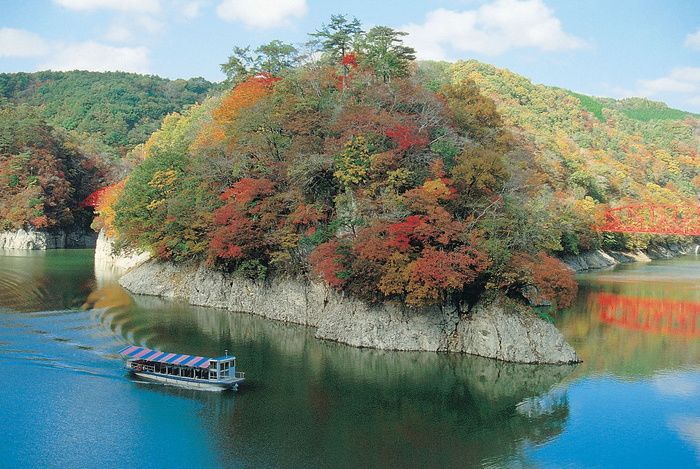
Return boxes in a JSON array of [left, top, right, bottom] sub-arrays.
[[0, 228, 96, 250], [449, 297, 578, 363], [646, 242, 698, 259], [94, 229, 151, 273], [561, 249, 618, 272], [119, 260, 580, 364]]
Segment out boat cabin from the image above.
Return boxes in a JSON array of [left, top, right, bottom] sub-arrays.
[[118, 345, 245, 390]]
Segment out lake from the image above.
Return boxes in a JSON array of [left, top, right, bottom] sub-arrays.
[[0, 249, 698, 468]]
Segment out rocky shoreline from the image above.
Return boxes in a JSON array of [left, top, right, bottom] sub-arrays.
[[94, 231, 697, 364], [0, 227, 96, 250], [117, 260, 579, 364], [561, 241, 699, 272], [97, 230, 578, 365], [96, 223, 578, 365], [94, 229, 151, 274]]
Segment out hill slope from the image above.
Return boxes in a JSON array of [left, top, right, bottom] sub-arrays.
[[442, 60, 699, 213], [0, 71, 213, 152]]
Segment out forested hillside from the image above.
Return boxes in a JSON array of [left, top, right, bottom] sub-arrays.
[[93, 17, 699, 310], [436, 60, 700, 252], [0, 71, 213, 232], [0, 106, 112, 231], [0, 71, 213, 152]]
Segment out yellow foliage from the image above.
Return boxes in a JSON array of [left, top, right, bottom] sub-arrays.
[[146, 199, 166, 211], [95, 180, 126, 238], [334, 135, 372, 187], [386, 168, 411, 190], [148, 169, 178, 190], [421, 178, 452, 200], [378, 252, 410, 296]]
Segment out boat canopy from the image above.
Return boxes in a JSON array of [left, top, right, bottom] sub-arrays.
[[119, 345, 213, 369]]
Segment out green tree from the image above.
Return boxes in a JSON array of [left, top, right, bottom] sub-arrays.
[[359, 26, 416, 82], [221, 40, 299, 84], [309, 15, 363, 64], [0, 71, 212, 152]]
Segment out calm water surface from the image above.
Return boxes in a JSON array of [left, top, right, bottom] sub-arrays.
[[0, 249, 698, 468]]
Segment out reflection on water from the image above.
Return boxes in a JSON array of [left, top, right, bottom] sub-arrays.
[[0, 249, 95, 312], [123, 295, 576, 468], [1, 250, 698, 467], [556, 256, 700, 377], [594, 292, 699, 337], [0, 249, 575, 468], [531, 256, 700, 467]]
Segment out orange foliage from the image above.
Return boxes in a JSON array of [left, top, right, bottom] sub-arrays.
[[95, 180, 126, 237], [507, 252, 578, 308], [220, 178, 276, 204], [214, 75, 279, 125], [31, 215, 50, 229], [194, 75, 279, 150]]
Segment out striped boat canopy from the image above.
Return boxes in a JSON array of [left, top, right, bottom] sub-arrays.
[[119, 345, 212, 369]]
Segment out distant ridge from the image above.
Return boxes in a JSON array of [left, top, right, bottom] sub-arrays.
[[0, 70, 214, 153]]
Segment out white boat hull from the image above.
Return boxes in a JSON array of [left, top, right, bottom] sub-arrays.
[[132, 371, 243, 391]]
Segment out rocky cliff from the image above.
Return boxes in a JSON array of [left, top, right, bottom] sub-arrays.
[[118, 260, 579, 364], [94, 229, 151, 274], [0, 227, 96, 249]]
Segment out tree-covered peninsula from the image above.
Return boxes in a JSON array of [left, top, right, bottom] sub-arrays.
[[95, 17, 700, 311], [79, 18, 700, 310]]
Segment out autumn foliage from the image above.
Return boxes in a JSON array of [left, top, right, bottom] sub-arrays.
[[308, 240, 349, 288], [385, 124, 429, 151], [194, 74, 279, 150], [106, 18, 699, 313], [0, 107, 110, 231], [209, 178, 277, 261], [504, 252, 578, 309], [93, 180, 126, 237]]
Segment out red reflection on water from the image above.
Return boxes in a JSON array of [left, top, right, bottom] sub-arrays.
[[593, 292, 700, 337]]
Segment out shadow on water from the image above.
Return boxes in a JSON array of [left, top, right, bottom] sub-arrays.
[[0, 249, 576, 468]]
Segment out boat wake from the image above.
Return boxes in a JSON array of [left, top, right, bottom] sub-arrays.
[[0, 308, 126, 380]]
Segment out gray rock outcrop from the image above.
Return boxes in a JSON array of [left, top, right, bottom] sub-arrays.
[[119, 260, 579, 364], [0, 227, 96, 250], [563, 242, 699, 272], [94, 229, 151, 273], [561, 249, 620, 272]]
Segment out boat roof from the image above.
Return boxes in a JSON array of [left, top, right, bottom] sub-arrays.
[[213, 355, 236, 361], [118, 345, 222, 369]]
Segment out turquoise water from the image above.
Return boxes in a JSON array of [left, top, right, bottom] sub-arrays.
[[0, 249, 698, 468]]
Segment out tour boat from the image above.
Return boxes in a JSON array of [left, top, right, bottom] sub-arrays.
[[119, 345, 245, 391]]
